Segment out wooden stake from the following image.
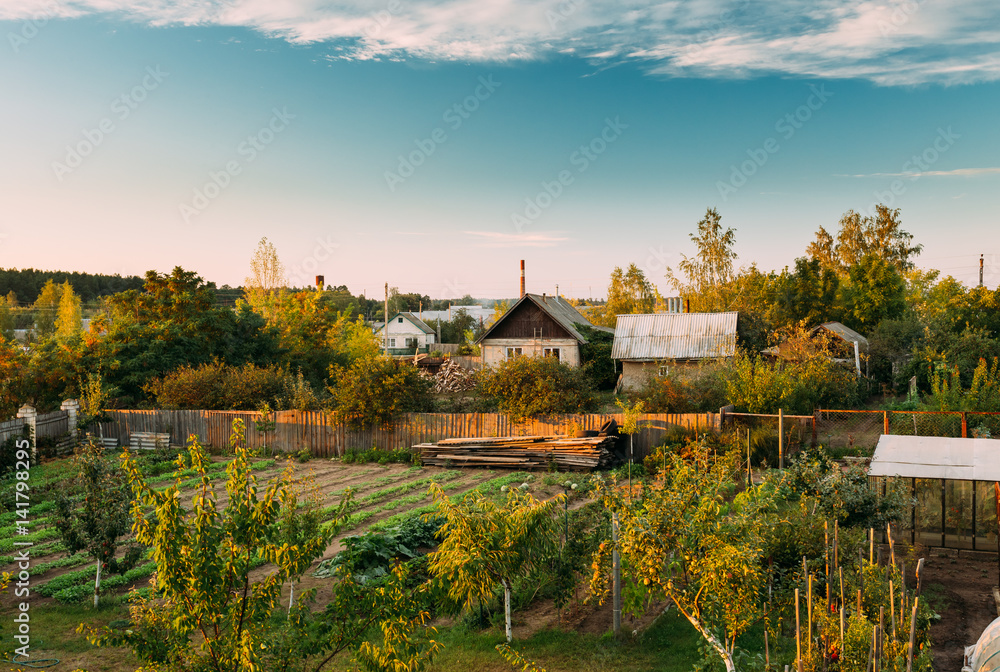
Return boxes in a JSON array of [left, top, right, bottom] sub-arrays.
[[867, 624, 876, 672], [889, 580, 896, 640], [915, 558, 925, 597], [888, 523, 895, 568], [796, 588, 803, 672], [878, 607, 885, 670], [834, 519, 839, 570], [839, 566, 845, 610], [907, 597, 919, 672], [808, 574, 813, 655], [870, 527, 875, 563], [612, 512, 621, 637], [826, 520, 831, 604], [840, 606, 845, 653], [857, 588, 862, 615], [765, 629, 770, 669]]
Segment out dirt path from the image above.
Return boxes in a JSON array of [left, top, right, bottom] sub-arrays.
[[919, 548, 998, 671]]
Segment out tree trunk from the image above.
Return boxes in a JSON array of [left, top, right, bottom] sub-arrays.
[[679, 609, 735, 672], [288, 582, 295, 616], [93, 559, 102, 608], [502, 578, 512, 643]]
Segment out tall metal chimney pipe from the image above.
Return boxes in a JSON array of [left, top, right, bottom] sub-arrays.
[[520, 260, 525, 298]]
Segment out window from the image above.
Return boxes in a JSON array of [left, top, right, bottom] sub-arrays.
[[389, 338, 396, 348], [505, 347, 523, 359], [543, 348, 561, 361], [398, 317, 403, 323], [405, 337, 418, 348], [658, 365, 670, 377]]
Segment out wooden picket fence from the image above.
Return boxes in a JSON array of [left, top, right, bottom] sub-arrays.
[[93, 410, 721, 459]]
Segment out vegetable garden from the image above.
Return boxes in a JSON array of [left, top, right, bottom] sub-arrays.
[[0, 420, 984, 671]]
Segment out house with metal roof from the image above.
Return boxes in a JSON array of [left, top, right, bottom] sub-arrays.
[[475, 293, 611, 368], [375, 312, 437, 355], [612, 312, 739, 390]]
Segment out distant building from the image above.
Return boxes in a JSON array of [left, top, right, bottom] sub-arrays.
[[763, 321, 868, 374], [375, 312, 437, 355], [476, 293, 611, 368], [418, 306, 496, 324], [612, 312, 739, 390]]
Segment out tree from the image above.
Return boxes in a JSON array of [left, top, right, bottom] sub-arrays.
[[775, 257, 840, 327], [328, 355, 432, 429], [809, 205, 922, 274], [0, 294, 14, 340], [427, 483, 562, 642], [590, 444, 775, 672], [32, 279, 63, 337], [0, 338, 26, 419], [244, 237, 286, 322], [55, 281, 82, 339], [841, 254, 906, 331], [53, 439, 143, 607], [82, 420, 440, 672], [667, 207, 738, 312], [597, 264, 656, 327]]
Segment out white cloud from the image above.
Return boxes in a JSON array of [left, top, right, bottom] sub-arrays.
[[3, 0, 1000, 84], [839, 167, 1000, 177], [464, 230, 568, 247]]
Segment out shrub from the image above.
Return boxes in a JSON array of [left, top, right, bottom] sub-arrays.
[[328, 355, 433, 429], [475, 356, 596, 423], [633, 362, 728, 413], [144, 360, 293, 410], [722, 351, 862, 415]]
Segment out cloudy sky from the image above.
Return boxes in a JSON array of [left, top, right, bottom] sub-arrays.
[[1, 0, 999, 298]]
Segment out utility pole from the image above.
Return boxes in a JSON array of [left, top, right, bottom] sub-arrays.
[[981, 254, 985, 287], [384, 282, 389, 355]]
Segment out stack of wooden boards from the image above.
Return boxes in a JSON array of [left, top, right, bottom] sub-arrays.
[[415, 434, 616, 471]]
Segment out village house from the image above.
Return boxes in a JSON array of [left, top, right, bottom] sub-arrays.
[[612, 312, 739, 390], [476, 293, 611, 367], [763, 321, 869, 375], [374, 312, 437, 355]]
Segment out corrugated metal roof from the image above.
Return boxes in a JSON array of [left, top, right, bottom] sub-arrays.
[[611, 312, 738, 361], [375, 312, 436, 335], [868, 435, 1000, 481], [815, 322, 869, 349]]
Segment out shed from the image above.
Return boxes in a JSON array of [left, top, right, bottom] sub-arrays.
[[611, 312, 738, 391], [869, 435, 1000, 550]]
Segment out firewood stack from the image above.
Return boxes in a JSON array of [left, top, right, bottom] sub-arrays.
[[427, 358, 477, 393], [415, 434, 616, 471]]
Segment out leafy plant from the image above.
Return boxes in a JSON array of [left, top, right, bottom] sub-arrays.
[[475, 355, 596, 423], [329, 354, 433, 429]]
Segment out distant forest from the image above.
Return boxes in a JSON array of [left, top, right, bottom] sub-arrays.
[[0, 268, 146, 305]]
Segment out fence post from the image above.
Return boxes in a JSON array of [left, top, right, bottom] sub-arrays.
[[61, 398, 80, 445], [961, 412, 968, 438], [778, 408, 784, 471], [883, 411, 889, 435], [16, 404, 37, 462]]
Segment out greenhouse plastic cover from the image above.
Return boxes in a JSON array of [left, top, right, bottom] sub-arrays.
[[966, 614, 1000, 672], [868, 435, 1000, 481]]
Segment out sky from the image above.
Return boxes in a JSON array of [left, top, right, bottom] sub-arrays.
[[1, 0, 999, 300]]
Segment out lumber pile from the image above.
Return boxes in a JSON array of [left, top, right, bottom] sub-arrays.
[[427, 358, 476, 393], [415, 434, 616, 471]]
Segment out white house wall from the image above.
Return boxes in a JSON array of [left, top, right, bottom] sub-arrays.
[[377, 318, 435, 348], [481, 338, 580, 367]]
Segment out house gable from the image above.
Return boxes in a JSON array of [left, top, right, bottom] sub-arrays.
[[484, 299, 575, 342]]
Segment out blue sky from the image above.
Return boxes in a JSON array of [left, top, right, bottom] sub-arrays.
[[1, 1, 999, 299]]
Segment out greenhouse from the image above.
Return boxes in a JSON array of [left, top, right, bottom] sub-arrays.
[[869, 435, 1000, 551]]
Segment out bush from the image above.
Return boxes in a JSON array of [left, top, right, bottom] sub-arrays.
[[329, 355, 433, 429], [144, 360, 294, 410], [475, 355, 597, 422], [722, 351, 862, 415], [633, 362, 728, 413]]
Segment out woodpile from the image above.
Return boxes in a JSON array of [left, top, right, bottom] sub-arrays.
[[426, 358, 477, 393], [415, 434, 616, 471]]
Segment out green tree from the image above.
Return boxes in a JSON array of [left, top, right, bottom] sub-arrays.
[[841, 254, 906, 331], [427, 483, 562, 642], [591, 264, 656, 327], [244, 236, 286, 322], [667, 207, 737, 312], [475, 356, 596, 422], [0, 294, 14, 340], [83, 420, 440, 672], [55, 281, 82, 339], [590, 444, 775, 672], [775, 257, 840, 327], [33, 279, 63, 337], [810, 205, 922, 274], [329, 355, 432, 429], [53, 439, 143, 607]]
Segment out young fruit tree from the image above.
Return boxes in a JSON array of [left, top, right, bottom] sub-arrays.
[[590, 442, 776, 672], [427, 482, 563, 642], [53, 438, 143, 607]]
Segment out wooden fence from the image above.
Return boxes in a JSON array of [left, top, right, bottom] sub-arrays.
[[0, 411, 69, 444], [0, 417, 27, 444], [94, 410, 720, 459]]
